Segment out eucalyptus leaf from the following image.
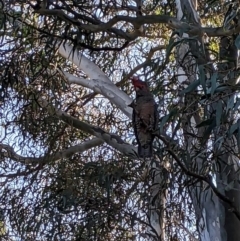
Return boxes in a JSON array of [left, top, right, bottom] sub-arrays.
[[201, 119, 216, 144], [234, 98, 240, 111], [226, 95, 235, 113], [199, 65, 206, 94], [196, 117, 215, 128], [225, 181, 235, 191], [237, 120, 240, 151], [180, 79, 200, 95], [235, 35, 240, 50], [228, 122, 238, 136], [210, 72, 217, 96], [216, 101, 223, 127], [215, 136, 224, 150]]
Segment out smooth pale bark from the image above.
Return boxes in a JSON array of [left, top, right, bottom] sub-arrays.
[[0, 138, 104, 165], [58, 43, 133, 119], [175, 0, 225, 240], [147, 162, 167, 240]]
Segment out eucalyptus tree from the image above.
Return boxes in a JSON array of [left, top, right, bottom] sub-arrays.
[[0, 0, 240, 240]]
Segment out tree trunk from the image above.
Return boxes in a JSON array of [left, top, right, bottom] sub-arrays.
[[147, 161, 168, 240], [215, 8, 240, 239], [175, 0, 240, 240]]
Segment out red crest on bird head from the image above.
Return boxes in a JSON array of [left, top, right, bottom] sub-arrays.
[[130, 76, 148, 91]]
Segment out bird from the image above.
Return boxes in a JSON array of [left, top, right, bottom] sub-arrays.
[[130, 76, 158, 158]]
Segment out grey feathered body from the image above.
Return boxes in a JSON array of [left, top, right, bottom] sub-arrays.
[[132, 89, 158, 158]]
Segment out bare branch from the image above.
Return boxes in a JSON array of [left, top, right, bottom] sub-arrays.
[[58, 43, 133, 119], [0, 138, 104, 164], [38, 98, 138, 158], [36, 9, 240, 37], [118, 45, 165, 85], [158, 134, 240, 221], [73, 44, 165, 107]]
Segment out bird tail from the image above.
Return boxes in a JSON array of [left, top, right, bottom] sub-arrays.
[[138, 145, 153, 158]]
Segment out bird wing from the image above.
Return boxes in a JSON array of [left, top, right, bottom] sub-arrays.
[[136, 96, 157, 131]]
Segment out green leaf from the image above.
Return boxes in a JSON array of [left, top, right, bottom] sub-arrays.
[[180, 79, 200, 95], [165, 37, 182, 66], [202, 119, 216, 144], [237, 120, 240, 151], [214, 136, 224, 150], [234, 97, 240, 111], [225, 180, 235, 191], [151, 192, 159, 206], [228, 123, 238, 136], [210, 72, 217, 96], [215, 85, 229, 93], [235, 35, 240, 50], [226, 95, 235, 113], [216, 101, 222, 127], [196, 117, 214, 128], [199, 65, 206, 94]]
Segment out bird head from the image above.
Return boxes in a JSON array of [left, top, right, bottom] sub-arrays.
[[130, 76, 149, 91]]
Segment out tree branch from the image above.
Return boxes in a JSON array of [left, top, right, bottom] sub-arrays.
[[79, 44, 165, 106], [58, 43, 133, 119], [35, 9, 240, 37], [158, 134, 240, 221], [38, 98, 138, 158], [0, 138, 104, 164]]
